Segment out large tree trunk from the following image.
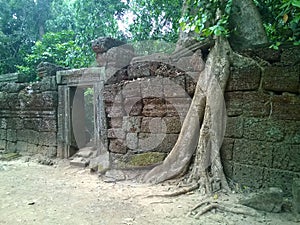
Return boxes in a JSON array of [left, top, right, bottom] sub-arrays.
[[143, 0, 268, 195], [144, 37, 231, 194]]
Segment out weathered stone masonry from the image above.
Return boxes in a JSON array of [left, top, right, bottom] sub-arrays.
[[0, 73, 58, 157], [222, 46, 300, 193], [0, 43, 299, 194]]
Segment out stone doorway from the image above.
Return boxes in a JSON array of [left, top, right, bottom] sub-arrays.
[[56, 68, 108, 159], [69, 85, 95, 156]]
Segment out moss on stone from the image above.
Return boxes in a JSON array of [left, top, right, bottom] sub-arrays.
[[127, 152, 167, 167], [0, 152, 21, 161]]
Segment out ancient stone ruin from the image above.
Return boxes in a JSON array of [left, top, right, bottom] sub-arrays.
[[0, 37, 299, 195]]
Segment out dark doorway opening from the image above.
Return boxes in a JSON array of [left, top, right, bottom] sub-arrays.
[[69, 85, 95, 157]]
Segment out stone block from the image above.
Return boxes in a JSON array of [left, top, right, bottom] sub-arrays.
[[107, 128, 126, 139], [17, 129, 32, 142], [284, 121, 300, 144], [39, 132, 57, 146], [271, 95, 300, 120], [141, 117, 163, 133], [105, 68, 129, 85], [127, 62, 151, 79], [0, 118, 7, 129], [220, 138, 234, 161], [227, 64, 261, 91], [224, 92, 243, 116], [263, 168, 299, 194], [142, 98, 166, 117], [233, 139, 273, 167], [105, 47, 135, 68], [109, 139, 127, 154], [6, 141, 16, 153], [243, 118, 285, 142], [165, 104, 189, 120], [16, 141, 28, 152], [241, 47, 280, 63], [0, 139, 6, 150], [108, 117, 123, 128], [163, 75, 186, 87], [105, 103, 124, 118], [27, 143, 39, 155], [175, 56, 195, 72], [239, 187, 283, 213], [164, 84, 189, 98], [70, 157, 89, 167], [28, 130, 39, 145], [124, 97, 143, 116], [165, 98, 191, 120], [140, 77, 163, 98], [0, 129, 6, 140], [225, 116, 243, 138], [44, 146, 57, 158], [42, 91, 58, 108], [155, 63, 185, 77], [41, 77, 58, 92], [122, 81, 141, 98], [103, 84, 123, 104], [293, 178, 300, 214], [1, 82, 26, 93], [185, 74, 197, 96], [126, 133, 138, 150], [0, 92, 9, 110], [263, 66, 299, 93], [8, 93, 20, 109], [273, 144, 300, 172], [6, 129, 17, 142], [39, 118, 57, 132], [233, 163, 264, 188], [281, 46, 300, 65], [243, 91, 271, 117], [163, 116, 182, 134], [122, 116, 141, 133], [138, 133, 166, 152]]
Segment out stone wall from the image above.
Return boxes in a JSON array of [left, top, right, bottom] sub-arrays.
[[0, 40, 299, 195], [221, 46, 300, 193], [103, 61, 198, 165], [0, 75, 58, 157], [101, 43, 300, 193]]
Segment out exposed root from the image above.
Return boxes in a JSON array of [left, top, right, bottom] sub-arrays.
[[146, 183, 199, 198], [190, 200, 259, 218]]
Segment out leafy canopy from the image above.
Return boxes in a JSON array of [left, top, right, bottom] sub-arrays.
[[1, 0, 299, 79]]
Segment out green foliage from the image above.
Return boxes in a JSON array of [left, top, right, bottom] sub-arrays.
[[180, 0, 299, 46], [255, 0, 300, 48], [128, 0, 183, 42], [17, 30, 90, 78], [179, 0, 232, 40], [0, 0, 51, 74], [2, 0, 299, 78]]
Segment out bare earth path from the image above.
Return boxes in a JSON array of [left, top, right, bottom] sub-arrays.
[[0, 158, 299, 225]]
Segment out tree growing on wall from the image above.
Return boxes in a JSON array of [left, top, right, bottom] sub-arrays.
[[143, 0, 299, 195]]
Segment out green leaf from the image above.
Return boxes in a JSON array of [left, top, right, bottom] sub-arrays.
[[292, 0, 300, 8]]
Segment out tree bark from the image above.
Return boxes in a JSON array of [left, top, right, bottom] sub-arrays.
[[144, 37, 231, 194], [143, 0, 268, 195]]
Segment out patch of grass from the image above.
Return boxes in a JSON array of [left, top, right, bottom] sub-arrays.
[[128, 152, 167, 167]]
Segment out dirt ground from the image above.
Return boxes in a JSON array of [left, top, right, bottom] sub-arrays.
[[0, 158, 299, 225]]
